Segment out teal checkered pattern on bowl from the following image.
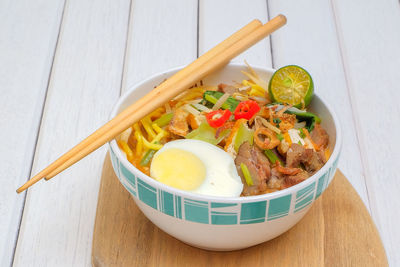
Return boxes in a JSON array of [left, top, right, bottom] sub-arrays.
[[110, 147, 339, 225]]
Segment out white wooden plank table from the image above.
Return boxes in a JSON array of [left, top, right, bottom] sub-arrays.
[[1, 0, 399, 265]]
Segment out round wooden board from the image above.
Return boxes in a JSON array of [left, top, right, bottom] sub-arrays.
[[92, 154, 387, 267]]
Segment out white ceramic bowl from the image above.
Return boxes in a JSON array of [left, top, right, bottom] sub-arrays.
[[108, 63, 341, 251]]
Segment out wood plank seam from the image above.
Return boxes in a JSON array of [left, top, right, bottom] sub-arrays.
[[11, 0, 68, 265], [328, 1, 400, 264], [13, 0, 132, 264], [266, 0, 275, 68], [120, 0, 134, 94], [196, 0, 200, 58], [118, 0, 133, 96], [267, 0, 370, 211], [329, 0, 379, 223]]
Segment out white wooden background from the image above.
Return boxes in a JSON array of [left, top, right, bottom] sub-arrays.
[[1, 0, 399, 266]]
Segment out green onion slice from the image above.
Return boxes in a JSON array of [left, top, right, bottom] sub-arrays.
[[153, 113, 173, 127], [264, 149, 284, 165], [240, 163, 253, 186], [140, 149, 157, 166]]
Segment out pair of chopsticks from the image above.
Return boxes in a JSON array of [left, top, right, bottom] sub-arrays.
[[17, 15, 287, 193]]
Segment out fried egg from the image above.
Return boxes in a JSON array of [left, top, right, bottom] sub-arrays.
[[150, 139, 243, 197]]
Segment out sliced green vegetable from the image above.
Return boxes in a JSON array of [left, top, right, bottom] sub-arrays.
[[140, 149, 157, 166], [299, 128, 306, 138], [234, 123, 254, 152], [306, 119, 316, 132], [264, 149, 284, 165], [240, 163, 253, 186], [203, 91, 240, 112], [153, 113, 173, 127], [276, 133, 284, 141], [268, 104, 321, 132], [204, 94, 232, 110], [285, 107, 321, 132], [185, 122, 230, 145], [286, 109, 321, 123]]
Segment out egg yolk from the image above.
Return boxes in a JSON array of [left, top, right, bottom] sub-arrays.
[[150, 148, 206, 191]]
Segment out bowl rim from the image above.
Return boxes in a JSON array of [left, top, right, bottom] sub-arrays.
[[109, 63, 342, 203]]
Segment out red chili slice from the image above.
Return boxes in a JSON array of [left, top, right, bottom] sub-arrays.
[[234, 100, 260, 120], [206, 109, 232, 128]]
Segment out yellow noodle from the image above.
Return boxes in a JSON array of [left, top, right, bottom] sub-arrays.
[[152, 123, 164, 134], [242, 80, 265, 96], [118, 140, 134, 163], [250, 88, 264, 97], [142, 136, 163, 150], [134, 131, 143, 156], [141, 117, 156, 140], [147, 107, 165, 120]]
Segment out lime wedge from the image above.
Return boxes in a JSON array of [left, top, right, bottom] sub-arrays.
[[268, 65, 314, 108]]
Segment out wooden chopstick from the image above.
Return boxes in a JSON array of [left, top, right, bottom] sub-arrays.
[[17, 15, 286, 193], [42, 19, 262, 181], [16, 19, 263, 193]]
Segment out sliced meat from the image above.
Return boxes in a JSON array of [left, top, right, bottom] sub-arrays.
[[168, 108, 189, 137], [218, 83, 238, 94], [286, 143, 325, 174], [310, 123, 329, 149], [282, 170, 309, 188], [286, 143, 305, 168], [235, 142, 271, 196], [267, 167, 285, 189], [304, 150, 325, 174], [317, 149, 327, 163]]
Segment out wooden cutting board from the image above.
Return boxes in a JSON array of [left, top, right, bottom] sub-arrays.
[[92, 154, 387, 267]]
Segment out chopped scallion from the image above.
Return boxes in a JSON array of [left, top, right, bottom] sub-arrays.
[[234, 123, 254, 152], [203, 91, 240, 112], [240, 163, 253, 186], [264, 149, 284, 165], [153, 113, 173, 127], [204, 94, 230, 110], [299, 128, 306, 138], [140, 149, 156, 166]]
